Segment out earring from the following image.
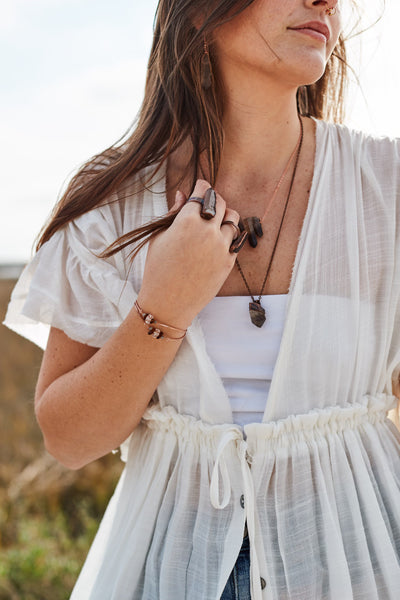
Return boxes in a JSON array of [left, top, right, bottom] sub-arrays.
[[201, 38, 213, 90], [326, 7, 337, 16]]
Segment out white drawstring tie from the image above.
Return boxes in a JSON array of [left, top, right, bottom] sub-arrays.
[[210, 429, 264, 600], [210, 429, 242, 509]]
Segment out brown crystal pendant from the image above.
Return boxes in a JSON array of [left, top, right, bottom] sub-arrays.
[[249, 300, 266, 328], [239, 217, 264, 248]]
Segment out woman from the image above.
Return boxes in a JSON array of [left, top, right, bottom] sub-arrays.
[[5, 0, 400, 598]]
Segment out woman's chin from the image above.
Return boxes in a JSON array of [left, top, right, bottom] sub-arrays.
[[286, 60, 328, 88]]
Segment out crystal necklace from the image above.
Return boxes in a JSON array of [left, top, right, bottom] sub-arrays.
[[236, 116, 304, 327], [239, 127, 302, 248]]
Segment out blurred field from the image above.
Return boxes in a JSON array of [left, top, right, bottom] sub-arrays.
[[0, 278, 124, 600]]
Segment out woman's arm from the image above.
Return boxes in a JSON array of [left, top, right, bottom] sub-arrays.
[[34, 181, 239, 469], [35, 316, 185, 470]]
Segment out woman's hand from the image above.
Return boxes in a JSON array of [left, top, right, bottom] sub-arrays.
[[137, 179, 240, 329]]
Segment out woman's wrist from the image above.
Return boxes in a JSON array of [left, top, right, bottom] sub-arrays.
[[135, 292, 195, 332], [134, 300, 187, 341]]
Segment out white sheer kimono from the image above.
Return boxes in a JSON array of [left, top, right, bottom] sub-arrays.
[[4, 119, 400, 599]]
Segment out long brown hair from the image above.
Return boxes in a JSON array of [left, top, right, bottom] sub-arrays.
[[37, 0, 351, 258]]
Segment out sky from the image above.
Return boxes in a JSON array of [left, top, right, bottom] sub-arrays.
[[1, 0, 399, 263]]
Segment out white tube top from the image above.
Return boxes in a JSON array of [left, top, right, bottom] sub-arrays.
[[199, 295, 288, 426]]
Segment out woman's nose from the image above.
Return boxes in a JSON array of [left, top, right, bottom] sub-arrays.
[[305, 0, 339, 10]]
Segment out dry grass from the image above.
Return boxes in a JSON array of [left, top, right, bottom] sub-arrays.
[[0, 279, 124, 599]]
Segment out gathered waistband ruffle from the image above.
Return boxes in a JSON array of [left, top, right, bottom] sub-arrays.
[[141, 393, 397, 444]]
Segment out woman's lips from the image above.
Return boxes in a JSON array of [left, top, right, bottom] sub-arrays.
[[288, 22, 330, 43]]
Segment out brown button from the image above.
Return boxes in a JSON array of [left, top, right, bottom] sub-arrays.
[[260, 577, 267, 590]]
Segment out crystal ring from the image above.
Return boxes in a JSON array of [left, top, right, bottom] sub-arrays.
[[229, 231, 248, 254], [187, 187, 217, 220]]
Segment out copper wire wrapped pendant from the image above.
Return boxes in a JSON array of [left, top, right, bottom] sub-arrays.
[[249, 300, 266, 328]]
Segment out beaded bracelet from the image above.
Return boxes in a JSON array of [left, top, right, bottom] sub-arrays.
[[134, 300, 187, 341]]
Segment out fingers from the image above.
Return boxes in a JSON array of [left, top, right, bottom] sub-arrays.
[[180, 180, 247, 253]]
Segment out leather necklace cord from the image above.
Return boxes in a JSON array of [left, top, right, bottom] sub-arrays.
[[260, 129, 303, 224], [235, 115, 304, 323]]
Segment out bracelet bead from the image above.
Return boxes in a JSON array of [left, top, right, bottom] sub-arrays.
[[134, 301, 187, 341]]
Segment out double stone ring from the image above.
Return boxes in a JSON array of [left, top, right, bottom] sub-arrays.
[[187, 187, 248, 253]]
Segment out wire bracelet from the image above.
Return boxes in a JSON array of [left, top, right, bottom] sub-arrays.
[[134, 300, 187, 341]]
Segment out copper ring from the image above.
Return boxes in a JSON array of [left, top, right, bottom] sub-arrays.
[[221, 220, 240, 237], [229, 231, 248, 254], [187, 196, 204, 207]]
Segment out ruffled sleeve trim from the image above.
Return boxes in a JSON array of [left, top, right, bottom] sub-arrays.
[[3, 209, 137, 349]]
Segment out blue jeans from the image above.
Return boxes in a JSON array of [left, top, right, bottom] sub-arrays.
[[220, 534, 251, 600]]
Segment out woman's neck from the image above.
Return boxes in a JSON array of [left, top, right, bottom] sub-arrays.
[[166, 90, 312, 214], [214, 95, 302, 192]]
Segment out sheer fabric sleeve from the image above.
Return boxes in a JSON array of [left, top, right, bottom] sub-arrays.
[[3, 209, 137, 350]]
